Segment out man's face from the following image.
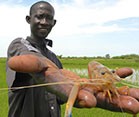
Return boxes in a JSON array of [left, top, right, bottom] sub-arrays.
[[29, 3, 55, 39]]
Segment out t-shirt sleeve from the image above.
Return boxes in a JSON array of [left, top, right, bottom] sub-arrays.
[[6, 38, 43, 87]]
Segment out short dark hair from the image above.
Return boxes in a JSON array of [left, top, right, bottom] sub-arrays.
[[29, 1, 54, 15]]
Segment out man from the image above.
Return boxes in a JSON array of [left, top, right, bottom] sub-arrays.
[[6, 1, 63, 117], [6, 1, 139, 117]]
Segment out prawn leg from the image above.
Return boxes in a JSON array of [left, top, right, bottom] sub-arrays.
[[106, 90, 113, 102], [65, 83, 80, 117], [117, 86, 129, 95]]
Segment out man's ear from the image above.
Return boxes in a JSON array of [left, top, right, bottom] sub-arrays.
[[26, 16, 31, 24], [53, 19, 57, 27]]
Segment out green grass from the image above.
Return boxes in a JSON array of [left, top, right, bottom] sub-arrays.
[[0, 58, 8, 117], [60, 58, 139, 69], [0, 58, 139, 117], [61, 104, 135, 117]]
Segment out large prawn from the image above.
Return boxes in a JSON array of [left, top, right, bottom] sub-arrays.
[[8, 55, 139, 117]]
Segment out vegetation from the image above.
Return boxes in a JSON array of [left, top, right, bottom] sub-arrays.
[[0, 58, 8, 117], [112, 54, 139, 59], [60, 58, 139, 70], [57, 54, 139, 60]]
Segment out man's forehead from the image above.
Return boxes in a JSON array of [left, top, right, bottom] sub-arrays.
[[32, 3, 54, 15]]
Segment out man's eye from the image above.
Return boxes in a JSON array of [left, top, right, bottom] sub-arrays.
[[47, 16, 53, 20]]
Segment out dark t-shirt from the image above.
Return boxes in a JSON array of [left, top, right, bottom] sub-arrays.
[[6, 37, 63, 117]]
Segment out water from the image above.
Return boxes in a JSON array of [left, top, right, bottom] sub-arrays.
[[66, 68, 88, 77], [126, 69, 139, 85]]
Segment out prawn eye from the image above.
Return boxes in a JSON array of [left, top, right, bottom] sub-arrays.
[[101, 72, 105, 75], [111, 70, 115, 73]]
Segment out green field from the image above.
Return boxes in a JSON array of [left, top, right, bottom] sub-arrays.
[[0, 58, 8, 117], [0, 58, 139, 117]]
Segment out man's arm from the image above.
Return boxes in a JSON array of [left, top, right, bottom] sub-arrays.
[[8, 54, 139, 114]]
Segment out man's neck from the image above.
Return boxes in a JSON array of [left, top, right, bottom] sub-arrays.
[[30, 35, 46, 46]]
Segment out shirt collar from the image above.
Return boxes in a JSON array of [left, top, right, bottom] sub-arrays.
[[26, 36, 53, 48], [44, 39, 53, 47]]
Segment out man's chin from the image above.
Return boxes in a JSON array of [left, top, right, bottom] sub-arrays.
[[37, 33, 49, 38]]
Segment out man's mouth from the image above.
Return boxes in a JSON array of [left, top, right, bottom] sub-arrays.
[[39, 28, 47, 30], [38, 28, 49, 33]]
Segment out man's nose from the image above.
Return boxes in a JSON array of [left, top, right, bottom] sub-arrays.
[[40, 18, 49, 25]]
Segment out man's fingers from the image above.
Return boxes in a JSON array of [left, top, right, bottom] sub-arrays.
[[95, 92, 139, 114], [128, 88, 139, 101], [116, 67, 133, 78], [112, 95, 139, 114], [78, 89, 97, 108]]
